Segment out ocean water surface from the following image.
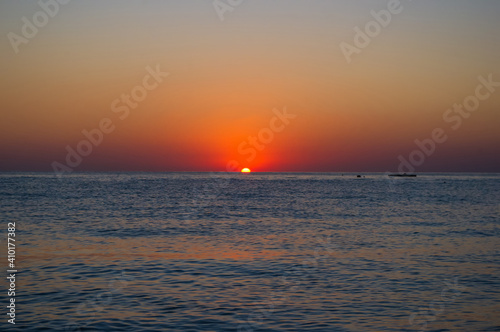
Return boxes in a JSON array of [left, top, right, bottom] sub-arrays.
[[0, 172, 499, 331]]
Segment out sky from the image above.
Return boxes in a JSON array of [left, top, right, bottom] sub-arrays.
[[1, 0, 499, 172]]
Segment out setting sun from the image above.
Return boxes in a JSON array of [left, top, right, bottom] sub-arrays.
[[241, 168, 251, 173]]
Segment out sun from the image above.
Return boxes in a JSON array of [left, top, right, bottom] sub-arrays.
[[241, 168, 251, 173]]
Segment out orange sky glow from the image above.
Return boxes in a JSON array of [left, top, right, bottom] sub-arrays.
[[1, 1, 499, 172]]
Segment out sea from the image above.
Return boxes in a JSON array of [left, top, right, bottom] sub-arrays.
[[0, 172, 499, 331]]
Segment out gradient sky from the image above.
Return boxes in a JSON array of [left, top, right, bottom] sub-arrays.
[[1, 0, 499, 172]]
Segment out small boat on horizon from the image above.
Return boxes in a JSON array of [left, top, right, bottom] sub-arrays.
[[388, 173, 417, 177]]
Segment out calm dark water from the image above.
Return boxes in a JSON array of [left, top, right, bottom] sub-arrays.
[[0, 172, 499, 331]]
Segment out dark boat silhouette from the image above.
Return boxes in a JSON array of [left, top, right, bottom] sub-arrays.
[[388, 173, 417, 177]]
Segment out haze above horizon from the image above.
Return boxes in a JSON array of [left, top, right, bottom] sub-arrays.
[[1, 0, 499, 173]]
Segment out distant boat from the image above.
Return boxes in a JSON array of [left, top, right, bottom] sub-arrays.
[[388, 173, 417, 177]]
